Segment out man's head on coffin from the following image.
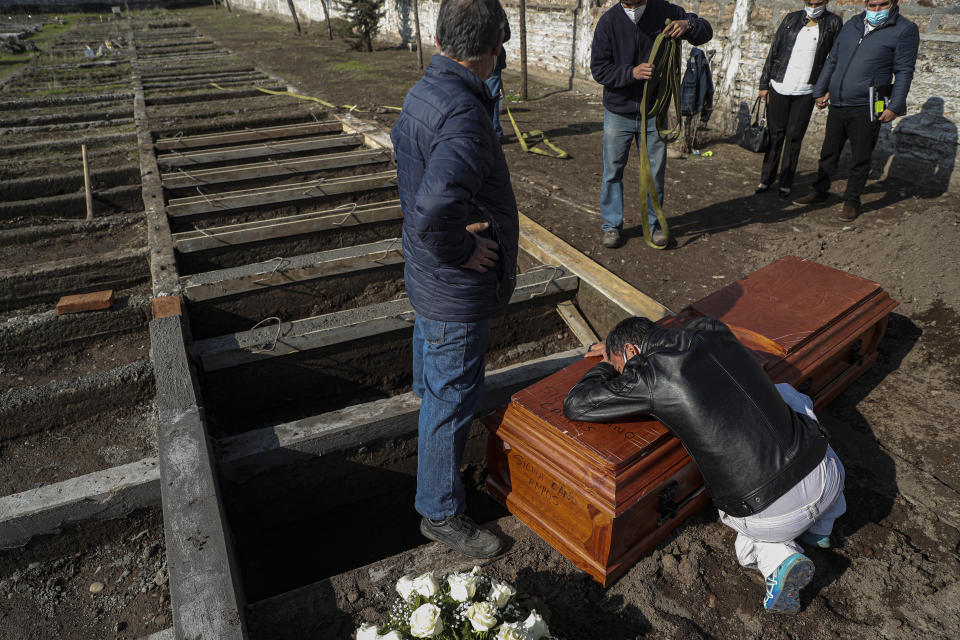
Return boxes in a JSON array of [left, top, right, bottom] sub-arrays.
[[604, 315, 656, 373]]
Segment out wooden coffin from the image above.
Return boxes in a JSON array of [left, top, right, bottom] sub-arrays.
[[485, 256, 897, 585]]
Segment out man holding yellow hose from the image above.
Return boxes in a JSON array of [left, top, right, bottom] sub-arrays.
[[591, 0, 712, 248]]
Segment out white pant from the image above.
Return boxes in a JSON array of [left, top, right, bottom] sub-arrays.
[[717, 384, 846, 578]]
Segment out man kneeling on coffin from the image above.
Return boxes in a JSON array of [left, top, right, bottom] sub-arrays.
[[562, 315, 846, 614]]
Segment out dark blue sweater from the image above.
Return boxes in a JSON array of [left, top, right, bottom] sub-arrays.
[[391, 55, 519, 323], [591, 0, 712, 116], [813, 8, 919, 115]]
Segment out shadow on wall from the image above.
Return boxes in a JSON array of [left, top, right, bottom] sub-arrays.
[[872, 97, 957, 197]]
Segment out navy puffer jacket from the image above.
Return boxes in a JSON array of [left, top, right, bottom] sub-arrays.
[[391, 55, 519, 323], [813, 9, 919, 115]]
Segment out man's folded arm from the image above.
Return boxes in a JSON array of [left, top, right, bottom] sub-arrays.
[[562, 362, 653, 422]]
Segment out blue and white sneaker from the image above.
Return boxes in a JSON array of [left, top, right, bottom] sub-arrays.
[[798, 531, 831, 549], [763, 553, 815, 613]]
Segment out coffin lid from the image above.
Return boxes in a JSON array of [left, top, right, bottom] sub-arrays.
[[688, 255, 884, 357], [508, 256, 886, 473]]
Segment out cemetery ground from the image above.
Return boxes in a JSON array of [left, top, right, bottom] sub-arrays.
[[0, 6, 956, 639]]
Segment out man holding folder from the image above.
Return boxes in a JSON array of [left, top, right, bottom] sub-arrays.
[[792, 0, 919, 221]]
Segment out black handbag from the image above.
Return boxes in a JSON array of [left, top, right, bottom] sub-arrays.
[[736, 97, 770, 153]]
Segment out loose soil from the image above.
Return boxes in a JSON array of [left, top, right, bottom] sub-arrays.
[[182, 7, 960, 639], [0, 400, 157, 496], [0, 510, 172, 640]]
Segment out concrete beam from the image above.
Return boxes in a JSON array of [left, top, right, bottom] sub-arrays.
[[172, 200, 402, 253], [0, 458, 160, 550], [161, 148, 390, 189], [156, 134, 363, 169], [190, 267, 578, 371], [217, 347, 583, 484], [150, 314, 248, 640], [0, 246, 149, 312], [155, 121, 341, 151], [0, 131, 136, 157], [145, 86, 285, 107], [0, 185, 144, 221], [0, 293, 151, 354], [0, 107, 133, 128], [131, 37, 181, 297], [180, 237, 403, 302], [0, 359, 154, 441], [165, 170, 397, 219]]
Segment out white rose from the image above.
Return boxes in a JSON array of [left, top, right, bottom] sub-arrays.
[[356, 623, 380, 640], [396, 575, 416, 602], [496, 622, 532, 640], [380, 632, 403, 640], [411, 572, 440, 599], [409, 603, 444, 638], [466, 601, 499, 632], [447, 572, 479, 601], [487, 579, 517, 608], [522, 610, 550, 640]]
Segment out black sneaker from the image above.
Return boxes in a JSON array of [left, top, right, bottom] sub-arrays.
[[420, 514, 503, 558]]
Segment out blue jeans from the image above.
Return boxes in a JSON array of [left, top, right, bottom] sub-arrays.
[[412, 315, 490, 520], [600, 109, 666, 232], [485, 72, 504, 137]]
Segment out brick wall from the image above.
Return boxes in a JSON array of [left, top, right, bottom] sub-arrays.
[[230, 0, 960, 191]]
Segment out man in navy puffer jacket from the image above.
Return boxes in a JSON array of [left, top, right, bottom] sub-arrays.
[[793, 0, 919, 220], [390, 0, 516, 558]]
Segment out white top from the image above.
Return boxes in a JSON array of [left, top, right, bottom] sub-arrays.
[[771, 24, 819, 96]]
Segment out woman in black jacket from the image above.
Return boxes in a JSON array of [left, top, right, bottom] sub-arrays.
[[756, 1, 841, 198]]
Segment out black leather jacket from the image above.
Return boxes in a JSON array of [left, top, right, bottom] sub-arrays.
[[759, 10, 842, 91], [562, 317, 828, 518]]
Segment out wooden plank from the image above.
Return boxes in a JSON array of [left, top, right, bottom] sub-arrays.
[[556, 300, 599, 346], [518, 212, 672, 321], [180, 238, 404, 302], [157, 134, 363, 169], [166, 170, 397, 218], [155, 121, 342, 151], [173, 200, 402, 253], [191, 267, 579, 372], [161, 148, 391, 189]]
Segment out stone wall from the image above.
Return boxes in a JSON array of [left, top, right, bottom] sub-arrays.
[[170, 0, 960, 190]]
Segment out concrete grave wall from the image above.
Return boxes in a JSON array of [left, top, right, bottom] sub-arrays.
[[232, 0, 959, 192]]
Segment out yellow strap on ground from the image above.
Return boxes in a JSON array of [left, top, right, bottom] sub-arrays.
[[207, 83, 401, 112], [506, 107, 569, 159], [637, 24, 683, 250]]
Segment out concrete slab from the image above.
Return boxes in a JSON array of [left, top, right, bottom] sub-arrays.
[[171, 200, 402, 254], [179, 237, 403, 302], [190, 268, 578, 371]]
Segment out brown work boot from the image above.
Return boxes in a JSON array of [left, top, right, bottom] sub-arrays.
[[838, 201, 858, 221], [792, 191, 829, 206]]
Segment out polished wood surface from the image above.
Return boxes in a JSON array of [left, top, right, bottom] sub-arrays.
[[486, 256, 898, 585]]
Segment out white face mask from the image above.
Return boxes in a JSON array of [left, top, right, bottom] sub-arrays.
[[623, 4, 646, 23], [805, 5, 825, 19]]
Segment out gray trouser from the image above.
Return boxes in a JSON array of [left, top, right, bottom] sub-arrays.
[[717, 384, 846, 578]]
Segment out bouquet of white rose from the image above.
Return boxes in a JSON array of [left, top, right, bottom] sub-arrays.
[[355, 567, 557, 640]]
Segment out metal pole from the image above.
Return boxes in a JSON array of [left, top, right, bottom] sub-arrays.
[[519, 0, 527, 100], [413, 0, 424, 70], [82, 144, 94, 220]]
